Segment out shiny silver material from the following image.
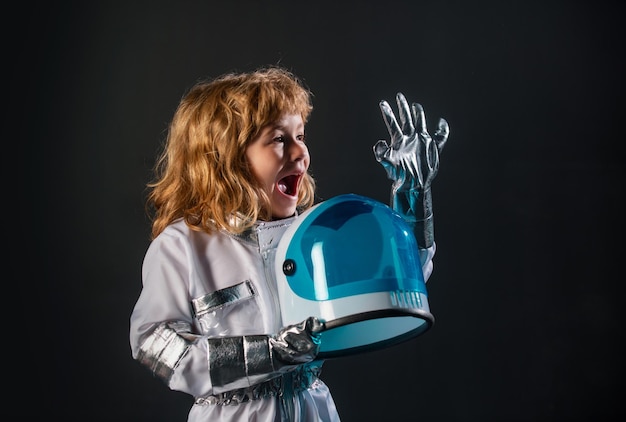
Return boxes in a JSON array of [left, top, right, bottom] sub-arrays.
[[206, 317, 322, 391], [195, 361, 322, 406], [136, 321, 193, 382], [192, 281, 255, 317], [207, 335, 275, 391], [374, 92, 449, 248], [270, 317, 323, 364]]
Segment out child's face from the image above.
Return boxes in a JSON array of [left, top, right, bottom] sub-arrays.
[[246, 113, 310, 219]]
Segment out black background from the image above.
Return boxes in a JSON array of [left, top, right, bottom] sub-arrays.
[[26, 1, 625, 421]]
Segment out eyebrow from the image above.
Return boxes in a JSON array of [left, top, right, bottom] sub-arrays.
[[269, 123, 305, 133]]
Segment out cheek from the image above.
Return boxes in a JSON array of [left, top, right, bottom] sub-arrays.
[[245, 150, 267, 179], [252, 162, 276, 189]]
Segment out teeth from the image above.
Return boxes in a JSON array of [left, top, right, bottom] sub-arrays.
[[278, 182, 287, 193]]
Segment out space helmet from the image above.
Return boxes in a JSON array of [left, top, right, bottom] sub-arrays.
[[275, 193, 434, 358]]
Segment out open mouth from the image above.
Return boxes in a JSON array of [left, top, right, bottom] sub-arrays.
[[277, 174, 300, 197]]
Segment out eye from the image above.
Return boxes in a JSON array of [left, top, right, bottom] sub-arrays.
[[297, 134, 306, 143], [273, 135, 285, 143]]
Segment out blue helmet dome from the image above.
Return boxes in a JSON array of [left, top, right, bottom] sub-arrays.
[[275, 193, 434, 358]]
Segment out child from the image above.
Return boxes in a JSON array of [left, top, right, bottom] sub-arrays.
[[129, 66, 448, 421]]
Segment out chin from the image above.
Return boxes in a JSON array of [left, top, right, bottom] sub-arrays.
[[271, 192, 298, 219], [272, 208, 296, 220], [271, 201, 298, 219]]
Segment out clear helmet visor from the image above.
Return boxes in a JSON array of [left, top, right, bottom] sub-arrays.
[[275, 194, 434, 358]]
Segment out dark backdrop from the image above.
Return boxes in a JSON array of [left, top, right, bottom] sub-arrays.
[[26, 1, 624, 421]]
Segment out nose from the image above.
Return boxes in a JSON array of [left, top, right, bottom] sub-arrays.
[[288, 139, 309, 162]]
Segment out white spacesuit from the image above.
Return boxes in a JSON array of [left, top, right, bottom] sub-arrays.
[[130, 216, 340, 421], [129, 92, 448, 421]]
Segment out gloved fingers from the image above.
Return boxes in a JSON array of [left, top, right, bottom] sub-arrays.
[[396, 92, 415, 136], [277, 317, 323, 342], [412, 102, 428, 135], [272, 317, 323, 364], [373, 140, 401, 182], [373, 139, 390, 162], [434, 118, 449, 152], [305, 316, 326, 335], [425, 139, 440, 175], [379, 100, 403, 146]]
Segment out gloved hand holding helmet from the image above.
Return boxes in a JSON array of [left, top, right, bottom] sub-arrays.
[[207, 316, 324, 392], [270, 316, 325, 364]]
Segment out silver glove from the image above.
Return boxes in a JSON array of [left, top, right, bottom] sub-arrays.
[[374, 93, 449, 248], [207, 317, 324, 392], [270, 316, 324, 364]]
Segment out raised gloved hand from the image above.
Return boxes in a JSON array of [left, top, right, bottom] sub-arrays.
[[373, 93, 449, 249], [207, 317, 324, 392]]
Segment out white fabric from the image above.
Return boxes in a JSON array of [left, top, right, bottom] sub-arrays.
[[130, 218, 340, 421], [419, 242, 436, 282]]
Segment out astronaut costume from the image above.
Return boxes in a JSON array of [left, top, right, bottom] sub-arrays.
[[129, 93, 448, 421], [131, 215, 336, 421]]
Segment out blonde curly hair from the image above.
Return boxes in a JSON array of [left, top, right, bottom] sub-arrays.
[[146, 66, 316, 239]]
